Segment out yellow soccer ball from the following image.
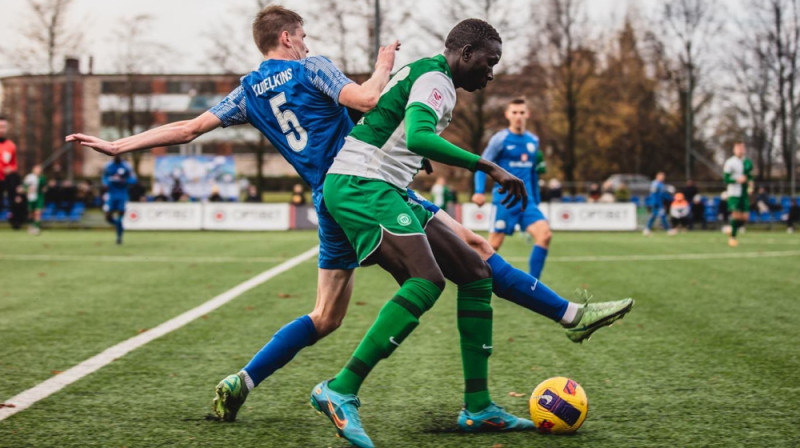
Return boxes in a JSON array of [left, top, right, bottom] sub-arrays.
[[529, 376, 588, 434]]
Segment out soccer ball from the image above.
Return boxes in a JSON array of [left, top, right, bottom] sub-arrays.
[[529, 377, 588, 434]]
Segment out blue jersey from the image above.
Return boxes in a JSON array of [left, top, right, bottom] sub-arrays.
[[210, 56, 354, 194], [649, 180, 670, 209], [474, 129, 545, 205], [102, 160, 136, 199]]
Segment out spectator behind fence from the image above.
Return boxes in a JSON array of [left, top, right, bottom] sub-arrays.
[[755, 187, 772, 214], [44, 179, 59, 208], [245, 185, 262, 203], [291, 183, 306, 205], [599, 180, 615, 203], [588, 183, 601, 202], [689, 195, 707, 230], [152, 184, 169, 202], [683, 180, 698, 203], [59, 179, 77, 214], [547, 178, 562, 202], [209, 185, 224, 202], [8, 184, 27, 229], [170, 177, 184, 202], [129, 180, 146, 202], [787, 198, 800, 234], [669, 192, 690, 232], [614, 182, 631, 203]]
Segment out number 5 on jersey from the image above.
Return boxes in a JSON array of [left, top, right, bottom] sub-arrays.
[[269, 92, 308, 152]]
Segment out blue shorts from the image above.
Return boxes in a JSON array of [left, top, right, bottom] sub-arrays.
[[104, 197, 127, 213], [314, 191, 359, 270], [314, 188, 437, 270], [490, 202, 546, 235], [406, 188, 440, 213]]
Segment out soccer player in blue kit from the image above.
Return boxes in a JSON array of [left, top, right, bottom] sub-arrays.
[[472, 97, 552, 278], [67, 5, 632, 428], [102, 155, 137, 244]]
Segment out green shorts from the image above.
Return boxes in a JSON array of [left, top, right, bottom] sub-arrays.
[[728, 195, 749, 213], [323, 174, 434, 265], [28, 198, 44, 212]]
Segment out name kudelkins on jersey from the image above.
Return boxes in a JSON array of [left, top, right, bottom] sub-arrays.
[[251, 68, 293, 95]]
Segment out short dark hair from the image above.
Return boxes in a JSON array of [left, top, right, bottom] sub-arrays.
[[445, 18, 502, 53], [0, 116, 7, 121], [508, 97, 527, 107], [252, 6, 304, 54]]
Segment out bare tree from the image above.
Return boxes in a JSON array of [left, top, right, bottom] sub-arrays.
[[658, 0, 723, 181], [9, 0, 82, 168], [750, 0, 800, 189], [111, 14, 175, 175], [536, 0, 595, 192]]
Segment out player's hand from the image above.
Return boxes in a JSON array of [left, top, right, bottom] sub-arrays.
[[471, 193, 486, 206], [375, 40, 401, 72], [737, 175, 748, 184], [66, 134, 118, 156], [476, 160, 527, 210]]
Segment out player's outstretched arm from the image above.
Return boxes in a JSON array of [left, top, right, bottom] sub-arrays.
[[405, 103, 527, 209], [338, 40, 400, 112], [66, 112, 222, 156]]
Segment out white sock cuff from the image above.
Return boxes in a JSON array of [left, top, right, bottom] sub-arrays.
[[560, 302, 580, 326], [240, 370, 255, 391]]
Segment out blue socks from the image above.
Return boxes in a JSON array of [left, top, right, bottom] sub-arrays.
[[529, 245, 548, 279], [487, 253, 568, 322], [243, 315, 318, 387], [115, 217, 123, 242]]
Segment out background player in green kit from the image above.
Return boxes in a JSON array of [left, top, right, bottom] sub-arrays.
[[23, 164, 45, 235], [310, 19, 531, 448], [723, 142, 753, 247]]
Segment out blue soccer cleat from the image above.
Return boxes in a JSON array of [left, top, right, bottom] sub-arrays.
[[310, 380, 374, 448], [457, 402, 535, 432]]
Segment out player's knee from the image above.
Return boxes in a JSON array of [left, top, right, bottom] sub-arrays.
[[308, 312, 344, 338]]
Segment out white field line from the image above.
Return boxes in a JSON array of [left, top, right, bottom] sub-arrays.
[[0, 245, 320, 422], [505, 250, 800, 263], [0, 254, 291, 264]]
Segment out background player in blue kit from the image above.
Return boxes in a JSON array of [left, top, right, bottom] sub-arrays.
[[102, 155, 137, 244], [472, 98, 552, 278]]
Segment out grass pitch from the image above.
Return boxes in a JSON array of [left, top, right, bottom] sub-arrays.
[[1, 228, 799, 447]]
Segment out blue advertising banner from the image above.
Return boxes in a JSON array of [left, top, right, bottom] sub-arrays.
[[153, 155, 237, 200]]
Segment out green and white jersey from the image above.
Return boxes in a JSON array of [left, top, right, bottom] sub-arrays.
[[723, 156, 753, 197], [24, 173, 44, 202], [328, 55, 457, 189]]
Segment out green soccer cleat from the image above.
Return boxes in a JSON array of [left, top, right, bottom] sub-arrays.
[[213, 371, 249, 422], [310, 380, 373, 448], [565, 298, 634, 343], [457, 402, 535, 432]]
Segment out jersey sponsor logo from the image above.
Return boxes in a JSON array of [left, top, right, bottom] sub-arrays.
[[397, 213, 412, 226], [506, 145, 515, 150], [427, 88, 444, 109], [521, 153, 529, 162], [251, 68, 294, 95]]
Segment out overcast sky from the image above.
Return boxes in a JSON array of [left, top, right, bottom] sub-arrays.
[[0, 0, 678, 77]]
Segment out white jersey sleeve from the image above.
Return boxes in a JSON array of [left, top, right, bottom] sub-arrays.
[[406, 71, 457, 121]]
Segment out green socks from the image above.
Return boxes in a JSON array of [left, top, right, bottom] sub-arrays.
[[731, 219, 740, 238], [329, 278, 442, 395], [457, 278, 494, 412]]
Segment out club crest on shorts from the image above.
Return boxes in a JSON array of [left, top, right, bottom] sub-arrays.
[[397, 213, 412, 226]]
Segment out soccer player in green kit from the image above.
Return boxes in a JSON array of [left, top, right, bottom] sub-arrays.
[[723, 142, 754, 247], [310, 19, 533, 448]]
